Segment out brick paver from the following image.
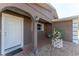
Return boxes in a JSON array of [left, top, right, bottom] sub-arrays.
[[15, 41, 79, 56]]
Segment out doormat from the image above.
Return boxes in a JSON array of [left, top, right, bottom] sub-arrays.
[[6, 48, 23, 56]]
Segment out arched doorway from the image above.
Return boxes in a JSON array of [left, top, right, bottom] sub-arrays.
[[0, 6, 34, 55]]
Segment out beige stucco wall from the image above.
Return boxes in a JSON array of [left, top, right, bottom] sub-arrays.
[[24, 17, 33, 46], [52, 20, 72, 42]]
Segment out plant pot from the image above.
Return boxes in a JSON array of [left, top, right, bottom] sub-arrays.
[[52, 39, 63, 48]]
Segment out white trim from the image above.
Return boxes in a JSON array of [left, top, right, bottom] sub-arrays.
[[1, 13, 24, 55], [21, 17, 24, 48], [1, 13, 5, 55]]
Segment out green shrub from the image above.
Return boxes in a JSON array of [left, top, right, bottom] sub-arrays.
[[47, 28, 64, 40]]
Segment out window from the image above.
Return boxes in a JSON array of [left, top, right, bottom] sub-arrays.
[[37, 23, 44, 31]]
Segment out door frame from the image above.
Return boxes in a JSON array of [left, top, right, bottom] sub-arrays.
[[1, 13, 24, 55]]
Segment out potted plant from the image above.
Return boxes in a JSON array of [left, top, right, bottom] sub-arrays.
[[47, 28, 64, 48], [52, 28, 64, 48]]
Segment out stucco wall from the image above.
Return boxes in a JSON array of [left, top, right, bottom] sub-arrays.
[[24, 17, 32, 46], [52, 20, 72, 42]]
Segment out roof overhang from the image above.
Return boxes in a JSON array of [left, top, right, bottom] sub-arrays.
[[52, 15, 79, 22]]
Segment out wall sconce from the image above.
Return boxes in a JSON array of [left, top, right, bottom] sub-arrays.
[[35, 16, 39, 20]]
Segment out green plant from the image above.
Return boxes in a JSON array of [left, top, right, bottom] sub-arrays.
[[47, 28, 64, 40], [53, 28, 64, 39], [47, 31, 53, 39]]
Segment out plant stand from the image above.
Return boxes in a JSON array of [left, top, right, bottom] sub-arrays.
[[52, 39, 63, 48]]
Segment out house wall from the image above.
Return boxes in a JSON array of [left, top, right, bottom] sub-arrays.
[[52, 20, 72, 42], [24, 17, 32, 46]]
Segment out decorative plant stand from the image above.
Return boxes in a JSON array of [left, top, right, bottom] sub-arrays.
[[52, 39, 63, 48]]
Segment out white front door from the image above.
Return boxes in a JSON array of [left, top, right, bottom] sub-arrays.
[[1, 13, 24, 55]]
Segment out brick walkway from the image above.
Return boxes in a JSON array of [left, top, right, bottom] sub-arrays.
[[15, 41, 79, 56], [38, 41, 79, 56]]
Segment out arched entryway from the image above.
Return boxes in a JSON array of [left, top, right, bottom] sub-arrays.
[[0, 6, 34, 55]]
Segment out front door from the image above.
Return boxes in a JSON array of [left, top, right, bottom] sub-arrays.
[[1, 13, 24, 55]]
